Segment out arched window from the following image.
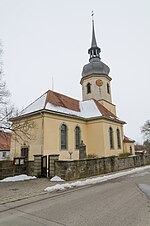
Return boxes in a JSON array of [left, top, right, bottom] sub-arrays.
[[87, 83, 91, 94], [107, 83, 110, 94], [116, 128, 121, 149], [61, 124, 67, 149], [130, 146, 132, 154], [109, 127, 114, 149], [75, 126, 81, 149], [93, 49, 96, 57]]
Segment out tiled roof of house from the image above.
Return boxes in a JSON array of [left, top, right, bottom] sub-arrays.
[[20, 90, 124, 123], [0, 132, 11, 151], [124, 135, 135, 143], [135, 145, 145, 151]]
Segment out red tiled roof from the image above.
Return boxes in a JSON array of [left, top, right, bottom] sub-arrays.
[[124, 135, 135, 143], [19, 89, 124, 123], [0, 132, 11, 150], [93, 99, 117, 118], [135, 145, 145, 151], [45, 90, 80, 112], [45, 90, 118, 119]]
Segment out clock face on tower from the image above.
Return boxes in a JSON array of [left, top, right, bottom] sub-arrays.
[[96, 79, 103, 87]]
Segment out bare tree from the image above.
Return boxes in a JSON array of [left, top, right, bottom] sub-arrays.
[[0, 42, 11, 132], [0, 42, 35, 144], [141, 120, 150, 141], [143, 139, 150, 154]]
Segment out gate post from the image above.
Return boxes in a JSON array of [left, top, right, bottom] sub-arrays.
[[34, 155, 42, 177], [48, 155, 59, 178]]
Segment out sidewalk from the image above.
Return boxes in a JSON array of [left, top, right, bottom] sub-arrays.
[[0, 178, 54, 204]]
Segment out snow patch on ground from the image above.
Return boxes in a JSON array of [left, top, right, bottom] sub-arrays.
[[130, 171, 150, 177], [44, 165, 150, 192], [50, 176, 65, 182], [0, 174, 36, 182]]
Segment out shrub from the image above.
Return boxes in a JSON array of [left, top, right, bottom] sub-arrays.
[[86, 154, 98, 159], [118, 152, 132, 158]]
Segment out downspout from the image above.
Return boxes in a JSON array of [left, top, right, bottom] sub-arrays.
[[121, 124, 124, 153], [14, 134, 16, 157], [40, 112, 44, 156]]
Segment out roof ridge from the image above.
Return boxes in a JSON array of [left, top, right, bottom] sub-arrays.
[[21, 90, 48, 113], [124, 135, 135, 143], [47, 89, 80, 102], [93, 99, 116, 118], [45, 90, 80, 112]]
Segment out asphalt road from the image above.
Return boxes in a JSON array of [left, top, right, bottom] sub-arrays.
[[0, 169, 150, 226]]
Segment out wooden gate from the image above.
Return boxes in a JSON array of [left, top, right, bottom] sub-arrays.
[[41, 155, 47, 177]]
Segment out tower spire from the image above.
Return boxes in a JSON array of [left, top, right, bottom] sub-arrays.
[[91, 11, 97, 47], [88, 12, 101, 61]]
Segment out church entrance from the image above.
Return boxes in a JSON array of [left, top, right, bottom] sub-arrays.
[[21, 146, 29, 160], [41, 154, 59, 178]]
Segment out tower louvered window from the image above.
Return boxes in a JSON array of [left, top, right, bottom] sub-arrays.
[[87, 83, 91, 94], [107, 83, 110, 94]]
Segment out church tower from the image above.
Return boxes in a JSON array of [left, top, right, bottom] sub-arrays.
[[80, 18, 116, 115]]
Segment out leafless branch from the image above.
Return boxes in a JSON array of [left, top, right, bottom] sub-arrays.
[[0, 41, 36, 144], [141, 120, 150, 140]]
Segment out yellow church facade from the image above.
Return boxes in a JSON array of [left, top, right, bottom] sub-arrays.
[[10, 20, 135, 160]]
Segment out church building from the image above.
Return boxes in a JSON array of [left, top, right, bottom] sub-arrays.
[[11, 20, 135, 160]]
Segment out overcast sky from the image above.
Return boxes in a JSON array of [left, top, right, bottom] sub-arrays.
[[0, 0, 150, 144]]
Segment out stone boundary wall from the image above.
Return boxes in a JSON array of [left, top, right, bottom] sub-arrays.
[[0, 160, 34, 180], [26, 161, 34, 176], [55, 155, 150, 181]]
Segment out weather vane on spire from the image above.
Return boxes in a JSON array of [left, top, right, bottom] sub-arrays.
[[91, 10, 94, 21]]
